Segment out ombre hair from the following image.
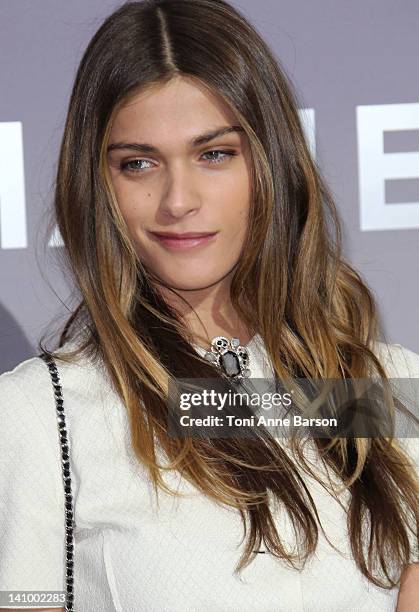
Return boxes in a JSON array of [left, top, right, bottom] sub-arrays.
[[40, 0, 418, 588]]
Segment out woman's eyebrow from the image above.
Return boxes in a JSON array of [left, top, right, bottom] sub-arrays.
[[107, 125, 244, 154]]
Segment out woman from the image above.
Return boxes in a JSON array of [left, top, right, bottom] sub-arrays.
[[0, 1, 417, 610]]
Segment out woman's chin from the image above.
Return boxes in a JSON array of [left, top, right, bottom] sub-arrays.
[[152, 270, 229, 292]]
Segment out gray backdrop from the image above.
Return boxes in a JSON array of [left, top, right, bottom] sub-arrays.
[[1, 0, 418, 373]]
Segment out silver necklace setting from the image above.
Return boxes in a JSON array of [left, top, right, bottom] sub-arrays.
[[203, 336, 251, 381]]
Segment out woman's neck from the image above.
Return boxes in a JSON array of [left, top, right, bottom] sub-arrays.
[[153, 275, 253, 351]]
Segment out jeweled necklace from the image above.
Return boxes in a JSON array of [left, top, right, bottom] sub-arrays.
[[202, 335, 251, 381]]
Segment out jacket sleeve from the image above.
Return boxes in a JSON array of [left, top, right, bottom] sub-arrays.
[[381, 343, 419, 564], [0, 362, 66, 592]]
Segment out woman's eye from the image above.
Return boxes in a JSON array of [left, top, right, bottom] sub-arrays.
[[120, 149, 237, 174], [121, 159, 154, 173], [201, 149, 237, 165]]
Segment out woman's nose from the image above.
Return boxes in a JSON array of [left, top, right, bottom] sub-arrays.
[[158, 165, 201, 219]]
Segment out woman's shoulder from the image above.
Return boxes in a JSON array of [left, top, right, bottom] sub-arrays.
[[372, 339, 419, 424], [0, 352, 54, 430], [1, 334, 104, 383], [0, 337, 103, 434], [372, 340, 419, 468], [372, 340, 419, 378]]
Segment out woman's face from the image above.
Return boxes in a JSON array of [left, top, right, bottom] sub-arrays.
[[107, 75, 252, 292]]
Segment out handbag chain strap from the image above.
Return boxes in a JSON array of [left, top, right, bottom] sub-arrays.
[[40, 353, 75, 612]]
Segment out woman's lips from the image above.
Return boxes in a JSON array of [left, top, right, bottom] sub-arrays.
[[148, 232, 218, 251]]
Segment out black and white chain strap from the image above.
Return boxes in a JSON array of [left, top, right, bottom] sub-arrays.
[[40, 353, 75, 612]]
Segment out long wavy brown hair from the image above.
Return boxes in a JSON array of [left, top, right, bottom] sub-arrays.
[[39, 0, 418, 588]]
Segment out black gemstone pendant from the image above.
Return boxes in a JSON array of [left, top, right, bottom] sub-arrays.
[[220, 350, 241, 377], [203, 335, 251, 381]]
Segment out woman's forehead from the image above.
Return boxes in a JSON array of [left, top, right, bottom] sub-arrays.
[[109, 76, 240, 144]]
